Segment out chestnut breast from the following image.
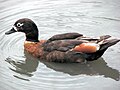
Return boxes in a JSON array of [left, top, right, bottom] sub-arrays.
[[24, 40, 46, 57]]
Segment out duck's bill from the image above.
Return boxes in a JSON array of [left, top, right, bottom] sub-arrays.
[[5, 28, 17, 35]]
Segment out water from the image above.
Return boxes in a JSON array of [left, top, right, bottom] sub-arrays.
[[0, 0, 120, 90]]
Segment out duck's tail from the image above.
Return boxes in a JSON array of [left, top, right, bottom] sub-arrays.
[[85, 38, 120, 61], [98, 39, 120, 50]]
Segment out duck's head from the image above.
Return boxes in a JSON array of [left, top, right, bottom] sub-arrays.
[[5, 18, 39, 42]]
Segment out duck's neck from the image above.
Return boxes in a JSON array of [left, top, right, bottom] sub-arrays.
[[26, 35, 39, 42], [25, 29, 39, 42]]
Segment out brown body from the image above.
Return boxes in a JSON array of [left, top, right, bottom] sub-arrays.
[[24, 34, 120, 63], [24, 40, 84, 62]]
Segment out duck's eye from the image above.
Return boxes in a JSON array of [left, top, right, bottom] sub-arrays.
[[17, 23, 23, 27]]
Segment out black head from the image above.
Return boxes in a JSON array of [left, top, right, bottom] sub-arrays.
[[5, 18, 39, 42]]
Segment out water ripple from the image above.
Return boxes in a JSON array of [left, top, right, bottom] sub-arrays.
[[0, 0, 120, 90]]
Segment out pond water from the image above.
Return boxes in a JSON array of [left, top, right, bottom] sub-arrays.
[[0, 0, 120, 90]]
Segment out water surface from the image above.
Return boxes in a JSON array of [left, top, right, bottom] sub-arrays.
[[0, 0, 120, 90]]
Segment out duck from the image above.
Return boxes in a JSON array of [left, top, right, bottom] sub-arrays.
[[5, 18, 120, 63]]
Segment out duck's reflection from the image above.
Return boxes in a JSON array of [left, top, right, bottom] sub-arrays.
[[6, 51, 120, 81], [5, 51, 39, 80], [42, 58, 120, 81]]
